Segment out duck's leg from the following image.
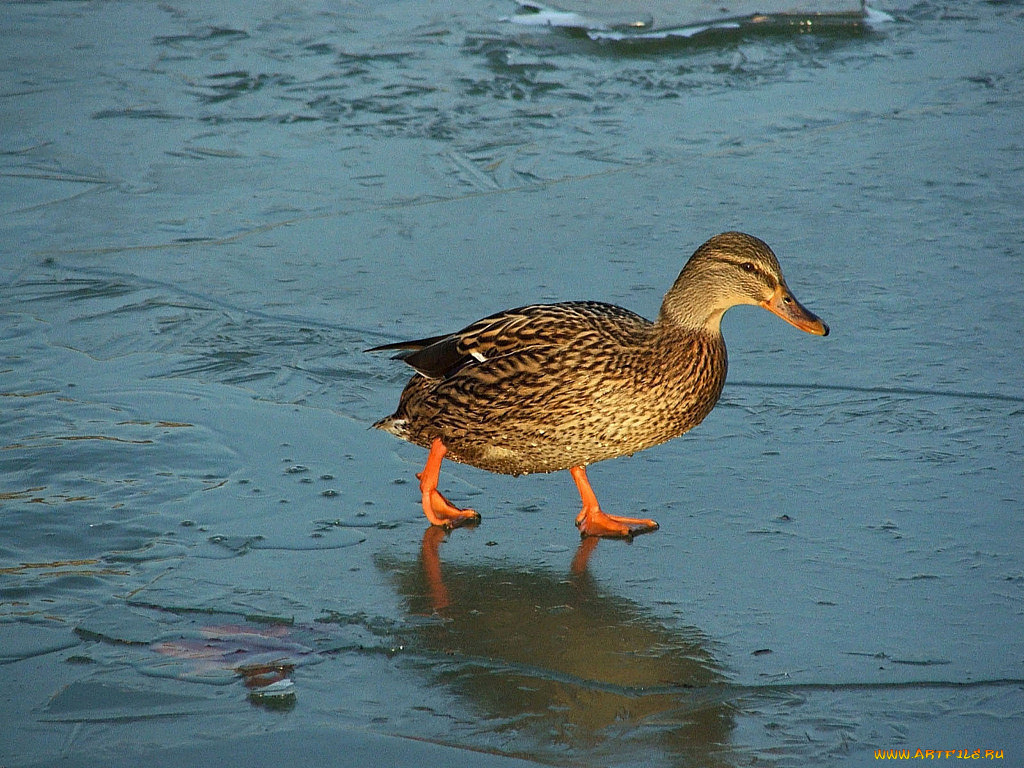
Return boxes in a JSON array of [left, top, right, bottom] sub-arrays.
[[416, 438, 481, 529], [570, 466, 659, 538]]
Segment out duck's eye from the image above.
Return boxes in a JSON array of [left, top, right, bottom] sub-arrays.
[[741, 262, 756, 273]]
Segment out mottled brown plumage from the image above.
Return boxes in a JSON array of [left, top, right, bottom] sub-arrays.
[[373, 302, 726, 475], [369, 232, 828, 537]]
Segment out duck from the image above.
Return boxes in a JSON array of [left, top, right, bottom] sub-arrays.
[[368, 231, 828, 538]]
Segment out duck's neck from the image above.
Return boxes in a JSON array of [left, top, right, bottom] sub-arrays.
[[656, 279, 729, 336]]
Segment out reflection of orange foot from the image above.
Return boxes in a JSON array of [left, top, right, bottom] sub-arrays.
[[420, 526, 450, 611], [416, 438, 482, 529], [571, 536, 599, 573], [570, 466, 659, 539]]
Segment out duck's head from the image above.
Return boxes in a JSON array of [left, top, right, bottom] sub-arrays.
[[659, 231, 829, 337]]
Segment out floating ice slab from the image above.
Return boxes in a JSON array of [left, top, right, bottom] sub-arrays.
[[506, 0, 893, 40]]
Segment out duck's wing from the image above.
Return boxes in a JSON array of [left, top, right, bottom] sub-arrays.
[[367, 302, 650, 379]]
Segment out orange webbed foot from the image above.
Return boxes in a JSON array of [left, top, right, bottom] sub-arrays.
[[570, 465, 659, 539], [416, 438, 481, 530], [575, 507, 659, 539], [417, 471, 481, 529]]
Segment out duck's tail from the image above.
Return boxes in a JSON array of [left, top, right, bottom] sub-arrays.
[[372, 415, 409, 439]]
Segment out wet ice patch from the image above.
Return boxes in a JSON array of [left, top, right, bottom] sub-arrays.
[[505, 0, 894, 41]]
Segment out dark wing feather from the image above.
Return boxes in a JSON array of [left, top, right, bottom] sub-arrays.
[[365, 333, 450, 354], [392, 336, 467, 378], [367, 331, 473, 378]]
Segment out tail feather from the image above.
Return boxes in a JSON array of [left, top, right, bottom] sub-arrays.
[[373, 416, 408, 438]]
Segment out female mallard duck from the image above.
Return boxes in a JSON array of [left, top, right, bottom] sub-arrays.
[[369, 231, 828, 538]]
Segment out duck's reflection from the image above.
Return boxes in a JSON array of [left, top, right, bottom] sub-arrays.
[[377, 528, 736, 766]]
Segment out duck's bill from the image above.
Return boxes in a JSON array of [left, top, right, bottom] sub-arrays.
[[760, 285, 830, 336]]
